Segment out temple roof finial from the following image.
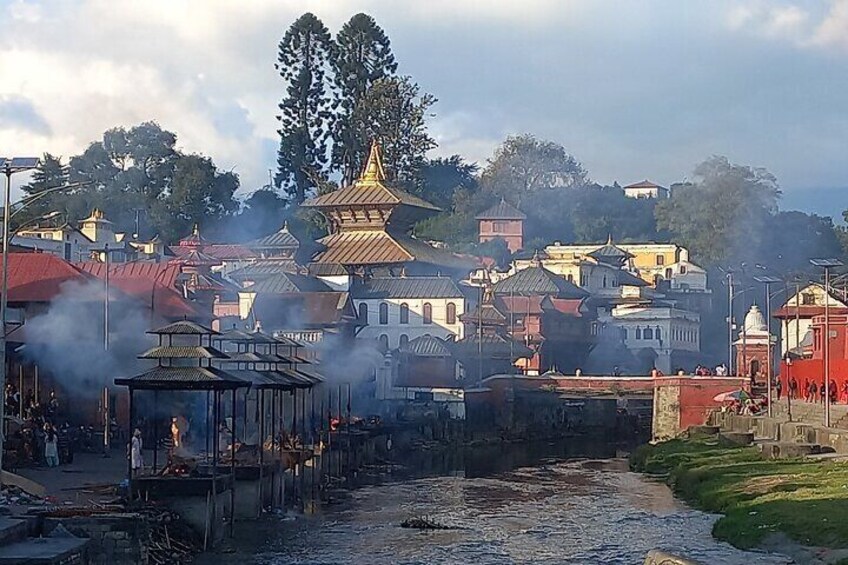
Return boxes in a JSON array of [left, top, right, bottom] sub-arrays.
[[192, 224, 200, 236], [607, 233, 613, 245], [359, 140, 386, 184]]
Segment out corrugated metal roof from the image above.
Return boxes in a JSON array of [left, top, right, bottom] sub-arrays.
[[3, 253, 97, 303], [222, 351, 282, 363], [114, 366, 248, 390], [400, 335, 453, 357], [459, 303, 507, 324], [228, 260, 299, 281], [138, 346, 228, 359], [170, 249, 221, 267], [148, 321, 218, 335], [307, 262, 347, 276], [246, 223, 300, 249], [245, 273, 331, 294], [313, 230, 472, 269], [624, 179, 665, 190], [475, 199, 526, 220], [493, 267, 588, 299], [225, 369, 291, 389], [303, 181, 440, 212], [351, 277, 463, 299]]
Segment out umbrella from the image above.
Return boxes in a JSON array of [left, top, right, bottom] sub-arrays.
[[713, 390, 750, 402]]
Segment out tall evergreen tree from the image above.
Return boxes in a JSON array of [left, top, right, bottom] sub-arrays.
[[16, 153, 69, 227], [331, 13, 397, 184], [275, 13, 334, 205]]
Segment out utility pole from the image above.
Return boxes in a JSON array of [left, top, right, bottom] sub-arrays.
[[0, 157, 39, 485], [810, 259, 843, 428]]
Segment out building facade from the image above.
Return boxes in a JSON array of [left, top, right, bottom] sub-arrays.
[[622, 180, 669, 199], [351, 277, 466, 350], [476, 199, 526, 253]]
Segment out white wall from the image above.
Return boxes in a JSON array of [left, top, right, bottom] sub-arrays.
[[356, 297, 465, 349]]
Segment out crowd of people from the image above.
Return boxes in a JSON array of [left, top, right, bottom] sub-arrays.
[[778, 377, 848, 404]]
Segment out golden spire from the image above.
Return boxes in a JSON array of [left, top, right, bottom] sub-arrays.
[[358, 140, 386, 184]]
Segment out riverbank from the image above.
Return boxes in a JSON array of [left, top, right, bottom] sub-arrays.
[[630, 438, 848, 561]]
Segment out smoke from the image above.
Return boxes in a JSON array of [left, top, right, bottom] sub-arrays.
[[22, 279, 154, 398]]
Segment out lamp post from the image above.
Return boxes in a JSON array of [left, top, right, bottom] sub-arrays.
[[0, 157, 39, 481], [810, 258, 844, 428], [784, 353, 792, 422], [754, 274, 782, 417]]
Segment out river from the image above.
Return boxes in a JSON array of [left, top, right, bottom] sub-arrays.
[[203, 440, 791, 565]]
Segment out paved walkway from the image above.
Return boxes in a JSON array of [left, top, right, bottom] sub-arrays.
[[15, 450, 128, 504]]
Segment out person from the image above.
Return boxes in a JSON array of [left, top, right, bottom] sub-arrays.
[[130, 428, 143, 476], [613, 366, 621, 377], [715, 363, 728, 376], [820, 382, 827, 404], [829, 380, 838, 404], [57, 422, 72, 464], [789, 377, 798, 400], [808, 380, 817, 403], [575, 368, 582, 377], [774, 376, 782, 400], [840, 382, 848, 405], [44, 424, 59, 468]]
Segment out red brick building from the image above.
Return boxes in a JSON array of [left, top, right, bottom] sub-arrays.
[[476, 199, 526, 253]]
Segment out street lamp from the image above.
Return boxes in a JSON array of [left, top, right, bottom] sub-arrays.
[[754, 274, 782, 417], [810, 258, 844, 428], [0, 157, 39, 481]]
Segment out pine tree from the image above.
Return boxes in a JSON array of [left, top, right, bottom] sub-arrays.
[[275, 13, 334, 205], [331, 13, 397, 184], [15, 153, 69, 226]]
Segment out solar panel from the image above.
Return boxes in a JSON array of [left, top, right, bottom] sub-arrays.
[[0, 157, 40, 172], [753, 275, 782, 284], [810, 258, 844, 268]]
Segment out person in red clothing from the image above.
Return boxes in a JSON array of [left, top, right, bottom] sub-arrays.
[[840, 382, 848, 405]]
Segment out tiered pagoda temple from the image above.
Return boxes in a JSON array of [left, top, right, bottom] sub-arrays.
[[303, 142, 472, 276]]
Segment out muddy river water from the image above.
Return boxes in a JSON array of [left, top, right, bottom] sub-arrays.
[[206, 441, 791, 564]]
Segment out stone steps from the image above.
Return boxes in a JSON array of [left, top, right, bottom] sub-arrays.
[[0, 508, 89, 564], [0, 537, 89, 564]]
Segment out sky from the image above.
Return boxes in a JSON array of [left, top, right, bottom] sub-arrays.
[[1, 0, 846, 219]]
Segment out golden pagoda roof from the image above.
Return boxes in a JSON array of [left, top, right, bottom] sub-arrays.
[[303, 141, 440, 213]]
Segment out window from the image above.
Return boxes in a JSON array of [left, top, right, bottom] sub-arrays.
[[378, 334, 389, 350], [567, 274, 574, 283], [679, 265, 687, 274], [399, 334, 409, 348], [423, 302, 432, 324], [644, 327, 654, 340], [801, 293, 816, 306], [665, 268, 673, 280], [400, 303, 409, 324], [656, 254, 665, 266], [602, 276, 607, 288], [446, 302, 457, 325], [492, 221, 509, 233], [358, 303, 368, 324], [580, 275, 588, 287], [655, 327, 662, 341], [379, 303, 388, 325], [635, 327, 642, 339]]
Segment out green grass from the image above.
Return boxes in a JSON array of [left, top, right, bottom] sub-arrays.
[[630, 440, 848, 549]]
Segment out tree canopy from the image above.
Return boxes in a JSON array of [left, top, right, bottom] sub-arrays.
[[655, 156, 781, 266], [274, 12, 334, 206]]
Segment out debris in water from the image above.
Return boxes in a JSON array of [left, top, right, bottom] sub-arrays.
[[401, 516, 457, 530]]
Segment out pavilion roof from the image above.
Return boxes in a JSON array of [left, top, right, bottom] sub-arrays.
[[114, 366, 248, 390]]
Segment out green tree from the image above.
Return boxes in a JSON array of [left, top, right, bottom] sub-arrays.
[[353, 76, 436, 184], [275, 13, 334, 205], [480, 135, 588, 205], [331, 13, 397, 184], [413, 155, 478, 210], [655, 156, 780, 266], [155, 154, 238, 242], [17, 153, 69, 227]]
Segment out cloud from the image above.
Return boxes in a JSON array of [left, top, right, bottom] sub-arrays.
[[0, 0, 846, 219], [0, 94, 51, 136]]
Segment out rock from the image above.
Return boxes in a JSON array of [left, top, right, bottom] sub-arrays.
[[687, 425, 719, 439], [718, 432, 754, 446], [759, 442, 821, 459]]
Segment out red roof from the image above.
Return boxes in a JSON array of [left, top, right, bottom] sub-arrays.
[[498, 295, 545, 315], [2, 253, 96, 303], [550, 298, 584, 317], [76, 261, 201, 320]]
